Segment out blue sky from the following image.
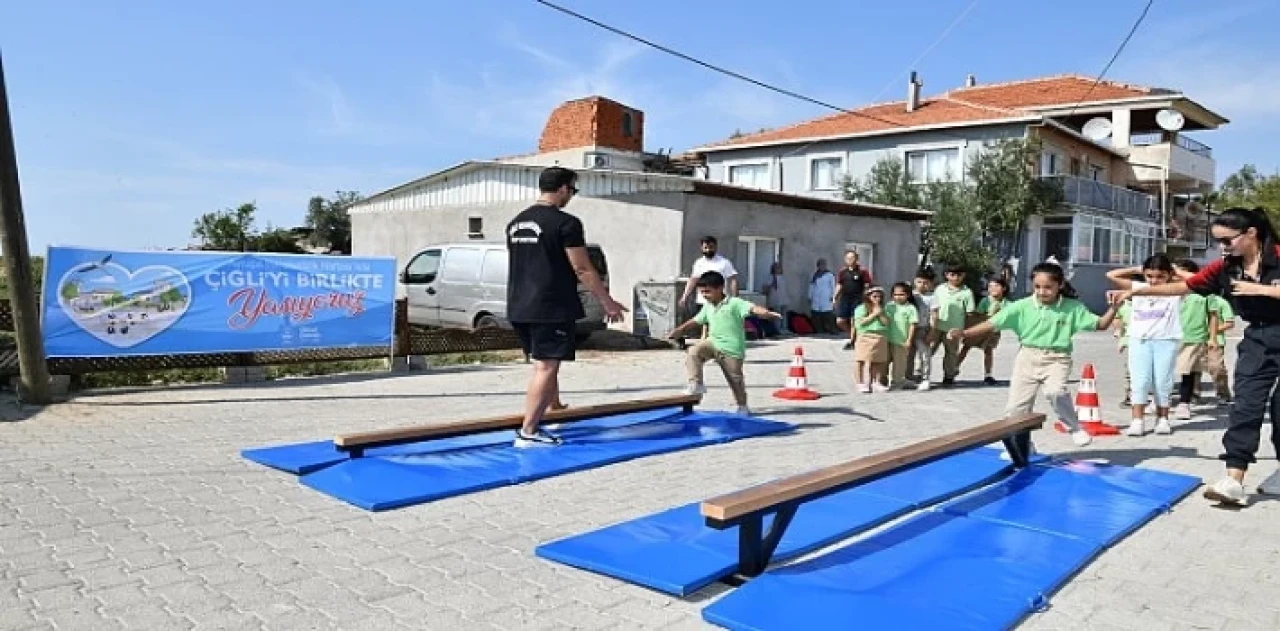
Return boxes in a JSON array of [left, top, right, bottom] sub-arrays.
[[4, 0, 1277, 253]]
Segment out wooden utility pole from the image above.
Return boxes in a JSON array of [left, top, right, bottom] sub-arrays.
[[0, 51, 52, 404]]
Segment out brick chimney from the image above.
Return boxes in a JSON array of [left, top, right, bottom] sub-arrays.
[[537, 96, 644, 154]]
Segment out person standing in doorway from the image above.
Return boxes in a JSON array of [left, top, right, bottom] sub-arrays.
[[835, 251, 872, 350], [762, 261, 788, 333], [507, 167, 627, 447], [809, 258, 838, 334], [678, 236, 739, 347]]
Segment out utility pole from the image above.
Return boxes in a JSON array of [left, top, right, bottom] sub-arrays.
[[0, 51, 52, 404]]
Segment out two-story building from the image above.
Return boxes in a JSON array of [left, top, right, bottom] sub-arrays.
[[691, 73, 1229, 310]]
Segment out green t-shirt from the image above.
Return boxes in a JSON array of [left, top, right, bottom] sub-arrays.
[[853, 303, 892, 336], [1179, 294, 1211, 344], [693, 296, 754, 359], [935, 284, 975, 332], [978, 296, 1006, 316], [988, 296, 1100, 353], [888, 302, 919, 346], [1207, 295, 1235, 346], [1117, 302, 1131, 349]]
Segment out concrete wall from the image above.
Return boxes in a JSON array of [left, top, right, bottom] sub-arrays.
[[679, 195, 922, 313], [703, 123, 1029, 199], [351, 193, 685, 331]]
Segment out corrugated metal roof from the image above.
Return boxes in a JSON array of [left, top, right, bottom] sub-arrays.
[[348, 160, 930, 222]]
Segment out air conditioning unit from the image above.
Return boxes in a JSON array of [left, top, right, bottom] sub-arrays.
[[584, 152, 610, 169]]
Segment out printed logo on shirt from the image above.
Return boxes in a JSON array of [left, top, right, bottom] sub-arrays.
[[508, 221, 542, 244]]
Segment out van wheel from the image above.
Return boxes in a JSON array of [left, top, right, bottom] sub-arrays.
[[475, 314, 502, 329]]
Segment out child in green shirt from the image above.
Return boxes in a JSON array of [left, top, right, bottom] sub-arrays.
[[952, 262, 1119, 449], [1173, 260, 1211, 419], [668, 271, 782, 415], [888, 282, 919, 390], [932, 268, 976, 387], [958, 278, 1008, 386], [1207, 294, 1235, 404], [852, 286, 892, 393]]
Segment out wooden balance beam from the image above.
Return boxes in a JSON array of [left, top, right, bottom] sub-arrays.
[[700, 412, 1045, 579], [333, 393, 702, 457]]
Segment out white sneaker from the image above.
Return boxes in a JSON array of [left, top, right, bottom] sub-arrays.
[[917, 380, 931, 392], [872, 382, 890, 393], [1203, 476, 1247, 506], [684, 382, 707, 396], [1153, 417, 1173, 435], [1125, 419, 1148, 437], [733, 405, 751, 416], [1070, 430, 1092, 447], [1174, 404, 1192, 420]]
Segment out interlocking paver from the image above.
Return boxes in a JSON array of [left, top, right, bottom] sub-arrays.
[[2, 333, 1278, 629]]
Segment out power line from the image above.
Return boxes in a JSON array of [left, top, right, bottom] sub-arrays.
[[870, 0, 982, 103], [1063, 0, 1156, 118]]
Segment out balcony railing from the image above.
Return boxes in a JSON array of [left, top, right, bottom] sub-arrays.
[[1042, 175, 1156, 219], [1129, 133, 1213, 158]]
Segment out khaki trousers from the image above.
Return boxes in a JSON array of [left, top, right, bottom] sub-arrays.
[[889, 343, 910, 387], [1005, 347, 1079, 431], [687, 341, 748, 406], [930, 332, 961, 381], [1207, 344, 1232, 398]]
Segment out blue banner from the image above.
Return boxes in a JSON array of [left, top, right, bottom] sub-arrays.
[[41, 246, 397, 357]]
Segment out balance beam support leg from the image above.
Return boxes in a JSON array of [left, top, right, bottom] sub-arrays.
[[734, 505, 798, 578]]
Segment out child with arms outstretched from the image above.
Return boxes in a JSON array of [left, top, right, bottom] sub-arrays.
[[951, 262, 1120, 448]]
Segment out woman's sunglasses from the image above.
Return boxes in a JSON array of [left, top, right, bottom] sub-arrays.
[[1215, 232, 1243, 247]]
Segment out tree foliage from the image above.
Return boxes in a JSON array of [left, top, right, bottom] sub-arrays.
[[841, 138, 1059, 285], [305, 191, 361, 254], [191, 202, 304, 254], [1215, 164, 1280, 224]]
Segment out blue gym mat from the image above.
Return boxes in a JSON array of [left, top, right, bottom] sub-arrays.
[[701, 459, 1198, 631], [241, 406, 692, 475], [535, 445, 1017, 595], [299, 412, 793, 511], [700, 511, 1101, 631]]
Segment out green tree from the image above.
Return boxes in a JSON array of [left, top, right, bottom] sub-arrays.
[[60, 281, 79, 301], [840, 158, 922, 209], [0, 255, 45, 299], [192, 203, 257, 251], [305, 191, 361, 254], [255, 226, 306, 254], [1215, 164, 1280, 224], [965, 137, 1062, 258]]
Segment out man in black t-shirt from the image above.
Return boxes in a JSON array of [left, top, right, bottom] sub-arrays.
[[834, 250, 872, 349], [507, 166, 627, 447]]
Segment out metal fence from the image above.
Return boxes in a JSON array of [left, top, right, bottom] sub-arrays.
[[0, 298, 522, 377]]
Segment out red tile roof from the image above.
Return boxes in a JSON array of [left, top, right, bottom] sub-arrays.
[[698, 75, 1174, 150]]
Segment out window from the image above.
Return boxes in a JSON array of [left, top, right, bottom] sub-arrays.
[[728, 163, 770, 189], [1042, 227, 1072, 263], [1074, 214, 1160, 265], [467, 216, 483, 239], [404, 249, 441, 284], [1040, 150, 1063, 176], [733, 236, 781, 293], [440, 248, 483, 283], [1089, 164, 1106, 181], [809, 157, 843, 190], [622, 111, 634, 137], [906, 148, 961, 183], [480, 250, 507, 285]]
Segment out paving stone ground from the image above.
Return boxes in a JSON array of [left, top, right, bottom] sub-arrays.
[[2, 331, 1278, 630]]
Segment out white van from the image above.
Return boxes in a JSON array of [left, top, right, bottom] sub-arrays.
[[400, 242, 610, 341]]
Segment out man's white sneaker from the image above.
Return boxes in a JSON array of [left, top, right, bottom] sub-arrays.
[[1125, 419, 1148, 437], [1174, 403, 1192, 420], [917, 380, 931, 392], [684, 382, 707, 396], [1153, 417, 1173, 435], [1203, 476, 1247, 506], [513, 429, 563, 449], [734, 405, 751, 416], [1070, 430, 1092, 447]]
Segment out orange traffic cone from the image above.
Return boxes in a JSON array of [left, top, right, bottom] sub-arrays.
[[1055, 363, 1121, 436], [773, 346, 821, 400]]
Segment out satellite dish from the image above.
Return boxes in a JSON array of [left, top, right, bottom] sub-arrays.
[[1081, 117, 1113, 141], [1156, 108, 1185, 131]]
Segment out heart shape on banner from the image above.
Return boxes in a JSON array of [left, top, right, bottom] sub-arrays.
[[55, 261, 193, 349]]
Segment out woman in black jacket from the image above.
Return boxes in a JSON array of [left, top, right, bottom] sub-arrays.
[[1117, 207, 1280, 506]]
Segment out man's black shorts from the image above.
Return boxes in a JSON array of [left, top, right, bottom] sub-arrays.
[[836, 296, 859, 320], [513, 321, 576, 361]]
